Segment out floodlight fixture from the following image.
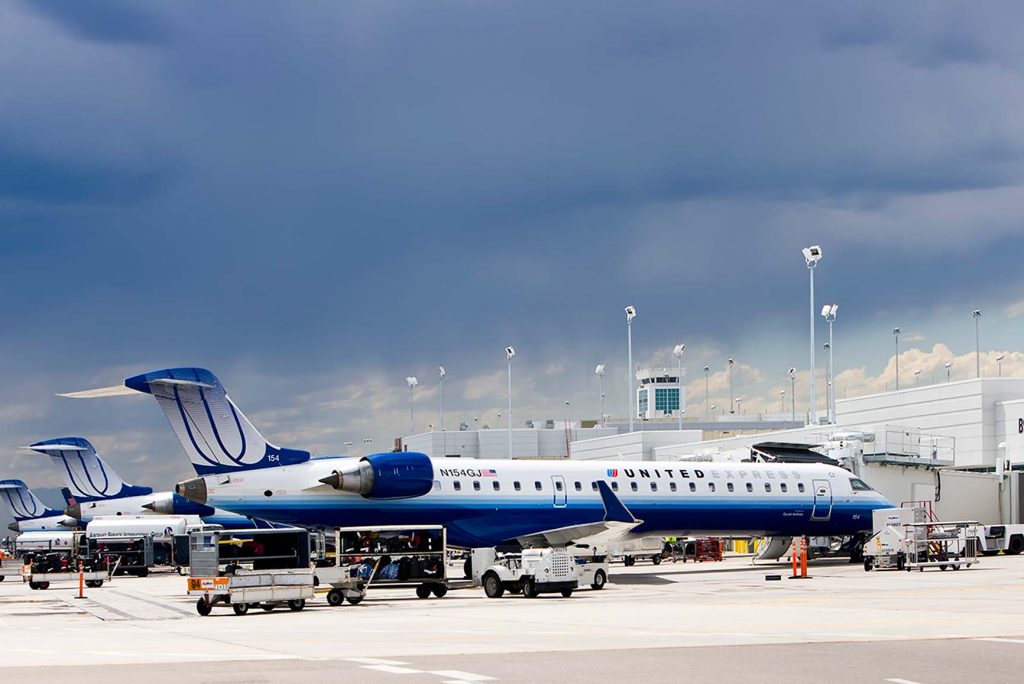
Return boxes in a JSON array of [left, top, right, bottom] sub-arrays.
[[595, 364, 605, 376], [625, 305, 637, 322], [802, 245, 822, 264], [438, 366, 446, 378], [673, 344, 685, 357], [505, 346, 516, 360], [406, 376, 418, 388]]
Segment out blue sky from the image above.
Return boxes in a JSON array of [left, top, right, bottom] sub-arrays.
[[2, 1, 1024, 505]]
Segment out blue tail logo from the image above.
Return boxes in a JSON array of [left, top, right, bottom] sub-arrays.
[[124, 368, 310, 475], [0, 479, 59, 521], [27, 437, 153, 502]]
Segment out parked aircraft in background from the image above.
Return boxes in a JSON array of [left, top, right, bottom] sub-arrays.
[[0, 479, 77, 532], [63, 368, 894, 549]]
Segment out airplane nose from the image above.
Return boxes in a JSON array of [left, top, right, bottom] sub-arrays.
[[7, 521, 18, 533], [176, 477, 208, 505]]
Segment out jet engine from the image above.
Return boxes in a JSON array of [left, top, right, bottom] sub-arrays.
[[320, 452, 433, 499]]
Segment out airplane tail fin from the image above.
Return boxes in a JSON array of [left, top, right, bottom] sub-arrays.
[[119, 368, 310, 475], [0, 479, 61, 521], [26, 437, 153, 502]]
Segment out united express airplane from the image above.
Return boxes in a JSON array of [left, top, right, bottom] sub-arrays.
[[0, 479, 77, 532], [64, 368, 894, 548]]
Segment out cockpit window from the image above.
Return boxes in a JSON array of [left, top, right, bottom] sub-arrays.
[[850, 478, 872, 492]]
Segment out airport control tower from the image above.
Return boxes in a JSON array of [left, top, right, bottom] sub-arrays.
[[636, 368, 685, 421]]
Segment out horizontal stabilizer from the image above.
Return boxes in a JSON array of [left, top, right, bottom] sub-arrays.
[[58, 384, 139, 399]]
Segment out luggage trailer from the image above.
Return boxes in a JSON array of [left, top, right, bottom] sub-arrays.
[[186, 528, 314, 616]]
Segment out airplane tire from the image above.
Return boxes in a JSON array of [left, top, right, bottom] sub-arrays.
[[346, 595, 363, 606], [38, 582, 49, 590], [327, 589, 345, 607], [863, 558, 873, 571], [591, 570, 607, 590], [623, 556, 635, 567], [232, 603, 249, 615], [288, 600, 305, 611], [523, 578, 539, 598], [431, 584, 448, 598], [0, 575, 5, 582], [652, 555, 661, 566], [196, 599, 212, 616], [415, 584, 432, 599], [483, 573, 504, 599], [261, 603, 275, 612], [29, 581, 39, 590], [560, 589, 573, 598]]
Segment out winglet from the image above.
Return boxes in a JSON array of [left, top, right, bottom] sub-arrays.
[[597, 480, 638, 524]]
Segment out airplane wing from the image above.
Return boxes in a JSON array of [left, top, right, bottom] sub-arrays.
[[515, 482, 644, 548]]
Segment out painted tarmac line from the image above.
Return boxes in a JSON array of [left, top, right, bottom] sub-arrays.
[[361, 664, 425, 674], [429, 670, 497, 681], [346, 657, 411, 665], [974, 637, 1024, 645], [884, 679, 923, 684]]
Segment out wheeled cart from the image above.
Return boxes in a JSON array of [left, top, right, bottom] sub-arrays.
[[27, 569, 107, 590], [188, 570, 315, 615]]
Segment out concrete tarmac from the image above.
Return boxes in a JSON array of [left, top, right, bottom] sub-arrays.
[[2, 554, 1023, 682]]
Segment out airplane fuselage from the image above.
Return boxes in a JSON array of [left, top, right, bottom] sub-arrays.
[[190, 457, 892, 548]]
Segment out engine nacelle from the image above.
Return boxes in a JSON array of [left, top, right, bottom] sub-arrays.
[[320, 452, 433, 500], [145, 490, 215, 516]]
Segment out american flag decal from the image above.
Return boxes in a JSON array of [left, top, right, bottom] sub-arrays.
[[607, 468, 618, 477], [481, 469, 497, 477]]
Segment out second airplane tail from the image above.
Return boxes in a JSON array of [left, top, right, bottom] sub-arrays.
[[26, 437, 153, 502]]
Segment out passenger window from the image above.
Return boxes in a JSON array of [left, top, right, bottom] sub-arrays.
[[611, 482, 619, 492], [780, 483, 788, 493], [798, 482, 805, 493], [574, 481, 582, 492], [454, 481, 462, 491], [745, 483, 753, 492], [514, 481, 521, 492], [555, 480, 563, 492], [669, 482, 677, 492], [592, 482, 599, 491], [650, 482, 658, 492], [535, 481, 542, 491], [689, 482, 696, 492], [727, 482, 735, 492], [709, 482, 716, 493], [630, 482, 638, 492], [765, 483, 771, 493], [492, 481, 500, 491], [473, 481, 481, 491]]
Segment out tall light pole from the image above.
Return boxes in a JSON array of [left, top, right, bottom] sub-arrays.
[[788, 368, 796, 421], [595, 364, 606, 426], [703, 365, 710, 421], [727, 357, 735, 414], [735, 397, 743, 415], [914, 369, 921, 387], [997, 354, 1005, 377], [343, 440, 354, 456], [438, 366, 446, 457], [405, 376, 418, 438], [822, 342, 831, 424], [802, 245, 822, 424], [779, 389, 785, 414], [673, 344, 685, 430], [945, 361, 952, 383], [710, 404, 717, 420], [505, 346, 515, 458], [972, 310, 982, 378], [893, 327, 901, 391], [821, 304, 838, 423], [625, 306, 636, 432]]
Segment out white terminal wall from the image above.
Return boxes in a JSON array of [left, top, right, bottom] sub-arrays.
[[570, 431, 704, 462], [404, 427, 617, 459]]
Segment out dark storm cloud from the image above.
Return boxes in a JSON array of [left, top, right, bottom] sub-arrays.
[[23, 0, 172, 45]]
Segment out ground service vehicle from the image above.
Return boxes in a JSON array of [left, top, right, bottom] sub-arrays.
[[476, 547, 608, 598]]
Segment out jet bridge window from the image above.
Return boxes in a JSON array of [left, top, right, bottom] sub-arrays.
[[534, 481, 543, 491], [492, 481, 500, 491], [473, 481, 481, 491], [453, 481, 462, 491], [850, 478, 873, 491]]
